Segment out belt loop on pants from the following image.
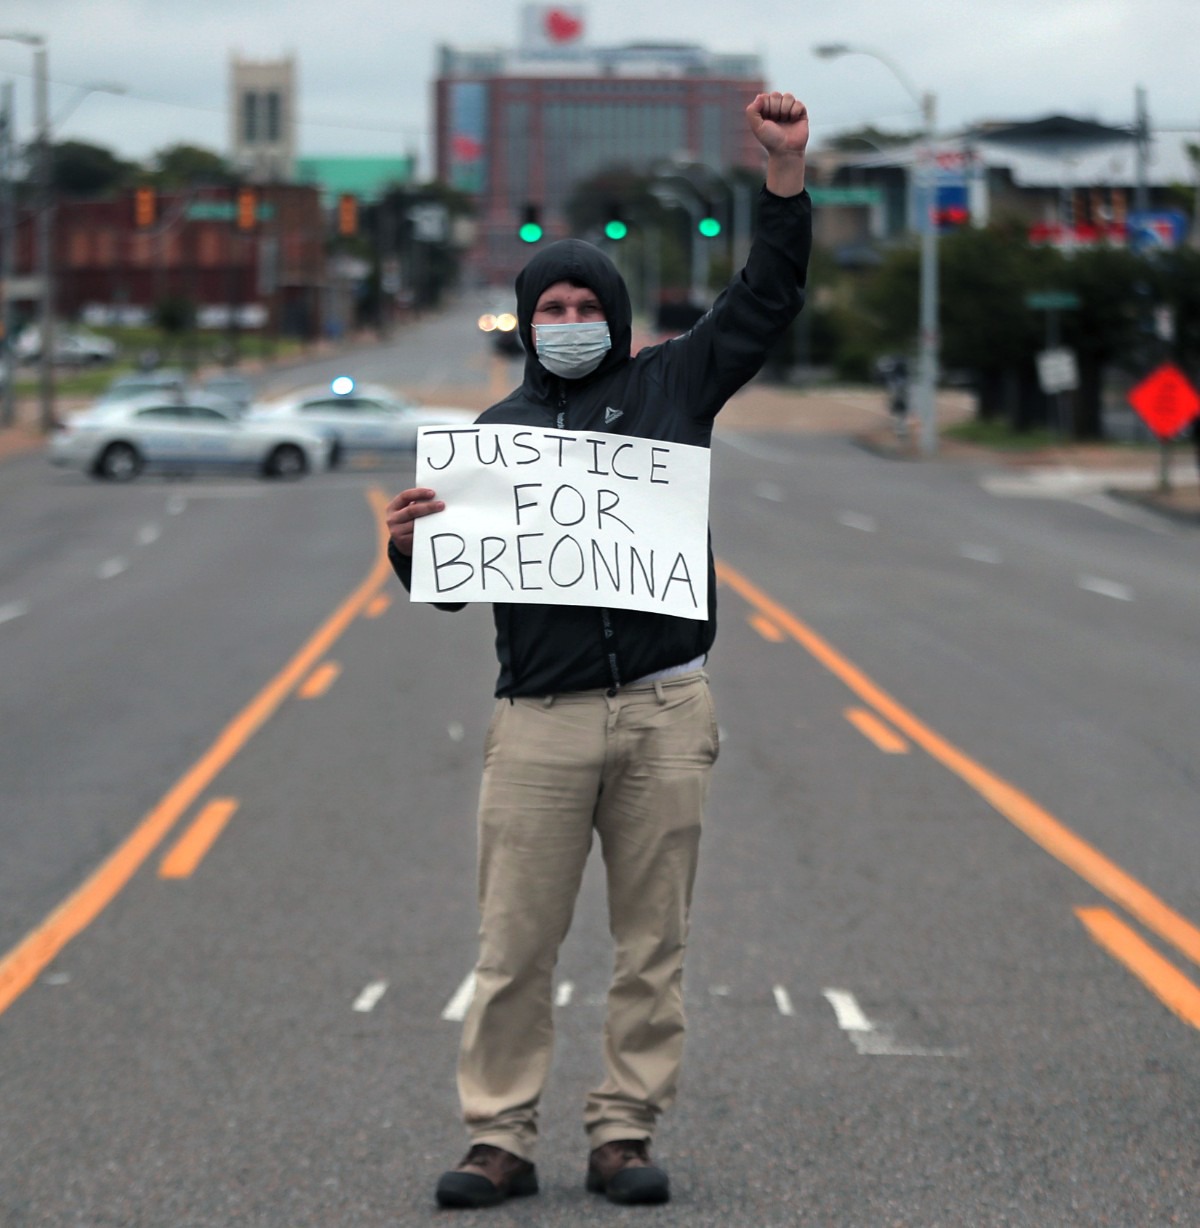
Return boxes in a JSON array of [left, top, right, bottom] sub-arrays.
[[542, 694, 556, 709], [653, 679, 666, 704]]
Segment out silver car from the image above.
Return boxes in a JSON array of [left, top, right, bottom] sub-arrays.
[[50, 395, 334, 481], [245, 377, 477, 463]]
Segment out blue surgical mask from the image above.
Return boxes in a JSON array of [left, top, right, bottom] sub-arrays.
[[533, 321, 611, 379]]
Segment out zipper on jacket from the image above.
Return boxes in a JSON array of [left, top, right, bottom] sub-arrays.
[[554, 377, 620, 693]]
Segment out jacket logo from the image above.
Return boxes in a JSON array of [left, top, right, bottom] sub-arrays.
[[604, 406, 623, 425]]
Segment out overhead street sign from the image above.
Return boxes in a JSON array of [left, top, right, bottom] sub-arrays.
[[185, 201, 276, 223], [1127, 363, 1200, 439], [808, 188, 884, 206], [1026, 291, 1081, 311]]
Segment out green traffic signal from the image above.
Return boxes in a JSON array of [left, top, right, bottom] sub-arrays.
[[518, 221, 544, 243], [604, 219, 628, 241], [698, 217, 721, 238]]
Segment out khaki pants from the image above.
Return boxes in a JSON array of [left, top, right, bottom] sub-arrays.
[[458, 671, 718, 1162]]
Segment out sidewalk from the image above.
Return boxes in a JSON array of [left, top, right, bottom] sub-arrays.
[[0, 396, 53, 462]]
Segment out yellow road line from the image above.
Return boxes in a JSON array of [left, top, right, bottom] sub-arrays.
[[748, 612, 786, 642], [0, 489, 393, 1019], [716, 559, 1200, 972], [1076, 908, 1200, 1029], [298, 660, 342, 699], [845, 706, 910, 754], [158, 799, 239, 880]]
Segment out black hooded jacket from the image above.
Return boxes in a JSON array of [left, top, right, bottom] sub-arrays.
[[390, 185, 812, 697]]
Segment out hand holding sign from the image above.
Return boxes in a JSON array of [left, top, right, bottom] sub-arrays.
[[408, 424, 712, 620], [385, 486, 445, 557]]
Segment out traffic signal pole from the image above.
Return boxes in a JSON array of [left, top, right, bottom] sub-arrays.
[[1, 82, 15, 429]]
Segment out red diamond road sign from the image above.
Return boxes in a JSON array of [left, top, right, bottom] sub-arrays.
[[1127, 363, 1200, 438]]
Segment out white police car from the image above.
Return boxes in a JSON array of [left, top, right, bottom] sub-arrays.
[[245, 377, 477, 463]]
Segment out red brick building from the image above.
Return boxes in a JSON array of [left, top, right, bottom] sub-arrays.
[[9, 183, 328, 338]]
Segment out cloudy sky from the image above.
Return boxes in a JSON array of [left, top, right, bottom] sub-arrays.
[[1, 0, 1196, 177]]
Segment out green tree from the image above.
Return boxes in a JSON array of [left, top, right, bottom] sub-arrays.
[[51, 139, 136, 196], [938, 225, 1057, 427], [1060, 246, 1146, 438], [151, 143, 237, 187]]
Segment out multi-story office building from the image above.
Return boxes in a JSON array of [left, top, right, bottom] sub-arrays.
[[435, 6, 765, 284]]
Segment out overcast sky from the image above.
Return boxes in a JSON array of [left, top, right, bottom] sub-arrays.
[[1, 0, 1196, 178]]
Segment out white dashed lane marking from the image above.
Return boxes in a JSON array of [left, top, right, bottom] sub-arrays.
[[959, 543, 1002, 564], [0, 600, 29, 625], [353, 980, 389, 1013], [441, 972, 476, 1022], [822, 987, 964, 1057], [772, 985, 795, 1017], [1078, 575, 1134, 602]]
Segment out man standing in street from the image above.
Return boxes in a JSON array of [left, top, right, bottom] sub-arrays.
[[385, 89, 812, 1210]]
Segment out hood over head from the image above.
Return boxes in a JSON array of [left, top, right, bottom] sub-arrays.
[[514, 239, 632, 392]]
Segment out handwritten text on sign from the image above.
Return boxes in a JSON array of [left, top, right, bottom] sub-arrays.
[[411, 424, 711, 620]]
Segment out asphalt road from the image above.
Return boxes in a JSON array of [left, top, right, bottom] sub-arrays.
[[1, 303, 1199, 1226]]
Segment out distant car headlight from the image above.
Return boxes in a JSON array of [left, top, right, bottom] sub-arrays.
[[478, 313, 498, 332], [496, 313, 517, 333]]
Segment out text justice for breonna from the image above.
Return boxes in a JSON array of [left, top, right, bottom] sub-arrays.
[[409, 424, 712, 621]]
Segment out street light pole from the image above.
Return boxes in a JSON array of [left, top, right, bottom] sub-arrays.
[[0, 31, 54, 430], [815, 43, 940, 455]]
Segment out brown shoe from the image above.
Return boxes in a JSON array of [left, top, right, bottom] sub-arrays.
[[586, 1138, 670, 1205], [435, 1143, 538, 1209]]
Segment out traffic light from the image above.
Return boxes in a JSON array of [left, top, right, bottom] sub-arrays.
[[518, 203, 543, 243], [697, 202, 721, 238], [133, 185, 156, 228], [337, 193, 358, 236], [236, 186, 257, 231], [603, 200, 627, 241]]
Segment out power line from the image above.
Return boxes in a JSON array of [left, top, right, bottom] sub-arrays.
[[0, 64, 427, 140]]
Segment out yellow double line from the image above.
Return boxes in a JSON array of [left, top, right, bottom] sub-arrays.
[[0, 490, 393, 1019], [722, 559, 1200, 1029]]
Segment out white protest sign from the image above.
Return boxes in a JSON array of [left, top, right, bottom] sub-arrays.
[[411, 423, 711, 620]]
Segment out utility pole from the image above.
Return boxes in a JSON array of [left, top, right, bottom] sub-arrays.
[[915, 89, 940, 457], [1134, 86, 1150, 214], [32, 38, 55, 431], [1, 81, 15, 428]]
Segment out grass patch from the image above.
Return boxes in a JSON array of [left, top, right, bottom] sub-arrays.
[[944, 420, 1068, 450], [943, 417, 1165, 454], [8, 329, 307, 401]]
